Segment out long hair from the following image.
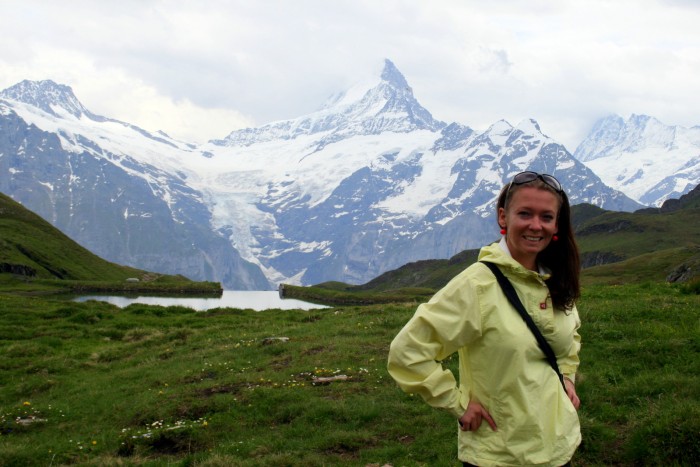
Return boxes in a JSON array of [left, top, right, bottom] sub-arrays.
[[497, 180, 581, 310]]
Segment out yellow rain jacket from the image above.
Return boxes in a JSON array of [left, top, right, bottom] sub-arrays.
[[388, 241, 581, 466]]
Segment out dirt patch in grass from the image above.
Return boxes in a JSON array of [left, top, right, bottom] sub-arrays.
[[194, 383, 247, 398], [302, 345, 329, 355], [270, 355, 292, 370]]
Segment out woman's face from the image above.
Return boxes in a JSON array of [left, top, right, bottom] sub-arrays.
[[498, 186, 560, 271]]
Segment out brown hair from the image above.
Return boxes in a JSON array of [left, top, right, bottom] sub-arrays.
[[497, 179, 581, 310]]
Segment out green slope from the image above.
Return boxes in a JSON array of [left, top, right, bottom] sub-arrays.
[[0, 192, 147, 281], [0, 192, 222, 294], [575, 207, 700, 263], [580, 246, 700, 286], [337, 249, 479, 293]]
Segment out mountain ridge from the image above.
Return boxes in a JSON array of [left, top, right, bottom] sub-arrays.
[[1, 60, 695, 287]]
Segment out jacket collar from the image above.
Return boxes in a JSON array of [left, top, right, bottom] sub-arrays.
[[478, 239, 552, 280]]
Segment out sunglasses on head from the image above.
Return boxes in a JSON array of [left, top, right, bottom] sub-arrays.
[[508, 171, 563, 193]]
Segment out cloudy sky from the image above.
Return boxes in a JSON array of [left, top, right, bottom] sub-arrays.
[[2, 0, 699, 150]]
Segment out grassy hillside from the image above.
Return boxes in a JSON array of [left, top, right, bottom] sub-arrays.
[[0, 192, 220, 294], [580, 246, 700, 287], [1, 282, 698, 465], [575, 207, 700, 267], [355, 249, 480, 292], [574, 185, 700, 284]]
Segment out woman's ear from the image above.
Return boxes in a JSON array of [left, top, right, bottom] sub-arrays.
[[497, 207, 506, 229]]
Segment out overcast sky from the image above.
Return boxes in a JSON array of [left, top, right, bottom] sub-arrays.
[[2, 0, 699, 150]]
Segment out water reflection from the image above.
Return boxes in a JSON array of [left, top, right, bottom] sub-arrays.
[[74, 290, 328, 311]]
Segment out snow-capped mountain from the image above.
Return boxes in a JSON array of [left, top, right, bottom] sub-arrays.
[[1, 61, 644, 287], [0, 80, 270, 289], [574, 114, 700, 206], [214, 59, 445, 150]]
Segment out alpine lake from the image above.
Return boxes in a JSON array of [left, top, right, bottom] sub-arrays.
[[73, 290, 328, 311]]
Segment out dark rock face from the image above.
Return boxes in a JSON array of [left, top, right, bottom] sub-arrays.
[[0, 263, 36, 277]]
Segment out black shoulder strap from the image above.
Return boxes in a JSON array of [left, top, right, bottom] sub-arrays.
[[480, 261, 566, 391]]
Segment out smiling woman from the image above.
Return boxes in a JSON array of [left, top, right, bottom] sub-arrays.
[[388, 171, 583, 466]]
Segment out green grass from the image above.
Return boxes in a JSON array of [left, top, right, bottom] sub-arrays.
[[0, 275, 222, 296], [280, 283, 435, 305], [575, 283, 700, 465], [1, 282, 699, 466]]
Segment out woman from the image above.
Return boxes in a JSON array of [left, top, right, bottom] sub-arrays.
[[388, 171, 582, 466]]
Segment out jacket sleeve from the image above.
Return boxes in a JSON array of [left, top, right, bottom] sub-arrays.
[[557, 304, 581, 383], [387, 277, 483, 418]]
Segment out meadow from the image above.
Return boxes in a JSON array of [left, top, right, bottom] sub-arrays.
[[1, 281, 699, 466]]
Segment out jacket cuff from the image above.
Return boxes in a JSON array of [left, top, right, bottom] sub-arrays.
[[448, 387, 469, 419]]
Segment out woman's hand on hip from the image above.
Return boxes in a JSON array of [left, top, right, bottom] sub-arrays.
[[459, 401, 497, 432], [564, 377, 580, 410]]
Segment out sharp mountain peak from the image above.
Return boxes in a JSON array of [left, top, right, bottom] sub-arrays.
[[380, 58, 409, 88]]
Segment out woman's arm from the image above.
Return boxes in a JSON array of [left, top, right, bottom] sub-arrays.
[[387, 278, 482, 418]]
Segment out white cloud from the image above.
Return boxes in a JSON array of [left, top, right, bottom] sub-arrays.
[[1, 0, 700, 149]]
